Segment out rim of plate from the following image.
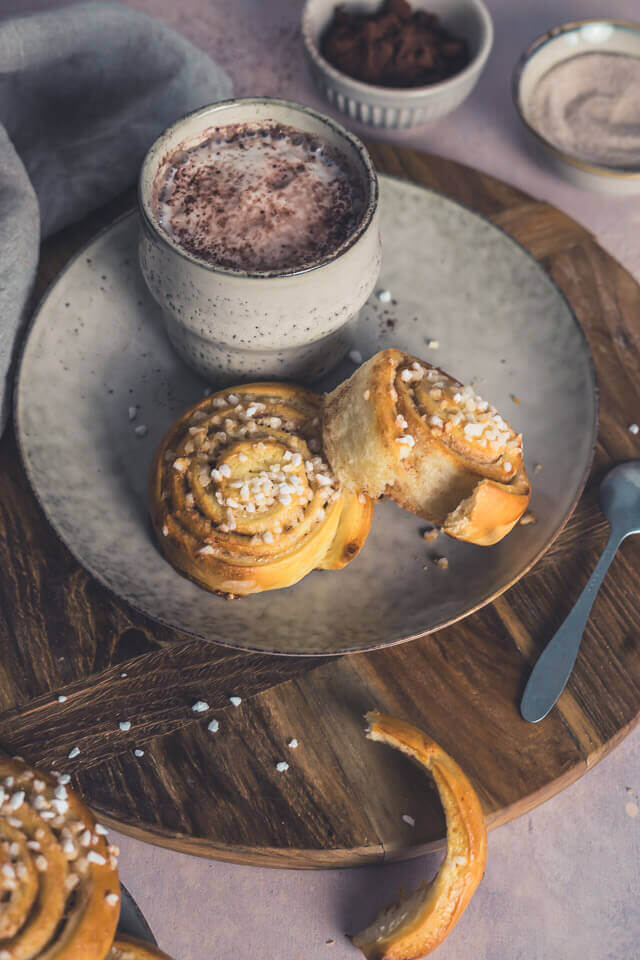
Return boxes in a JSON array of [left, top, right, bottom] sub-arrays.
[[14, 177, 598, 657]]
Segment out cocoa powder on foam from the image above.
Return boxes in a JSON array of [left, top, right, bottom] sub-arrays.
[[155, 122, 365, 273]]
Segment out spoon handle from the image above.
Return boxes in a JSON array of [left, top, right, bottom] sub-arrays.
[[520, 529, 622, 723]]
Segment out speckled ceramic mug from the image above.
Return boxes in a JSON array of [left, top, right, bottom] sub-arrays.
[[138, 97, 381, 384]]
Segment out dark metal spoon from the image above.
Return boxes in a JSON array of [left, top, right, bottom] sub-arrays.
[[521, 461, 640, 723]]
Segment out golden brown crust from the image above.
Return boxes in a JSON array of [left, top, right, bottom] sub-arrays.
[[353, 713, 487, 960], [0, 756, 120, 960], [108, 936, 175, 960], [323, 349, 530, 546], [149, 382, 373, 596]]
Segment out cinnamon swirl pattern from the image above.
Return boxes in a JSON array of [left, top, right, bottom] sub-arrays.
[[323, 349, 530, 546], [149, 383, 374, 596], [0, 756, 119, 960]]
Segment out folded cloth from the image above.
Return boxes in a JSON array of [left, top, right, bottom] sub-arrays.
[[0, 1, 231, 434]]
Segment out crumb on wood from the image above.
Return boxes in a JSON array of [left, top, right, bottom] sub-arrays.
[[533, 463, 542, 474], [520, 511, 536, 525], [435, 556, 449, 570], [422, 527, 439, 543], [511, 394, 521, 404]]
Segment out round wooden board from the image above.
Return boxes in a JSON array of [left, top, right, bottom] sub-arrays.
[[1, 144, 639, 868]]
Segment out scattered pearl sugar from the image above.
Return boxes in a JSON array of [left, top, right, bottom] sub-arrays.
[[134, 424, 148, 438], [207, 719, 219, 733], [377, 289, 392, 303], [629, 423, 640, 435], [57, 695, 67, 703], [68, 747, 80, 759], [128, 406, 137, 421], [119, 721, 131, 732], [191, 700, 209, 713], [402, 814, 415, 827], [349, 349, 363, 365], [134, 749, 144, 758], [287, 738, 298, 749], [105, 893, 120, 906], [229, 696, 242, 707], [276, 761, 289, 772]]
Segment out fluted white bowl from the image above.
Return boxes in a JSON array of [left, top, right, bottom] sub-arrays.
[[302, 0, 493, 129]]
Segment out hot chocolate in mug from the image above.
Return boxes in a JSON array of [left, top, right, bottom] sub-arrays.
[[138, 97, 381, 384]]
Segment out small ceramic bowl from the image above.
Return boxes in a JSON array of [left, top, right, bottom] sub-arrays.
[[513, 19, 640, 195], [302, 0, 493, 129]]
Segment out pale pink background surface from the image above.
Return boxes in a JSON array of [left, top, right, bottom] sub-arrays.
[[5, 0, 640, 957]]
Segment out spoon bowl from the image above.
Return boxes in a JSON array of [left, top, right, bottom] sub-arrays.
[[599, 461, 640, 535]]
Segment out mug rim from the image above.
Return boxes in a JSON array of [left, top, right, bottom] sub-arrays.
[[138, 96, 379, 280]]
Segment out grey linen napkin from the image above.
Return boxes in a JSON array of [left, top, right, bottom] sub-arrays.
[[0, 1, 231, 433]]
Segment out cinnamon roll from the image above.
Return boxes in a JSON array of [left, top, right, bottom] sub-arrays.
[[323, 349, 530, 546], [0, 756, 119, 960], [149, 383, 374, 597]]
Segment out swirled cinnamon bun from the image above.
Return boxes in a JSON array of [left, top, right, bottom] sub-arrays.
[[0, 756, 119, 960], [149, 383, 374, 596], [323, 349, 530, 546]]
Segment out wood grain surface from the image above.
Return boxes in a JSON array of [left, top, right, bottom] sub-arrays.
[[1, 145, 639, 867]]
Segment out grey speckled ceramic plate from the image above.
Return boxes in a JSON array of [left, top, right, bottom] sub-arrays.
[[16, 176, 597, 655]]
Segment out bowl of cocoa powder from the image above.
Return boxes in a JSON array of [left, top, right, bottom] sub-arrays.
[[302, 0, 493, 129], [513, 19, 640, 194]]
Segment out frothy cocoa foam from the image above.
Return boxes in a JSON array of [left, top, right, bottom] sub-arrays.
[[154, 122, 365, 273]]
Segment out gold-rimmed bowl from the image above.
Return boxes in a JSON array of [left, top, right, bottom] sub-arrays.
[[513, 19, 640, 194]]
